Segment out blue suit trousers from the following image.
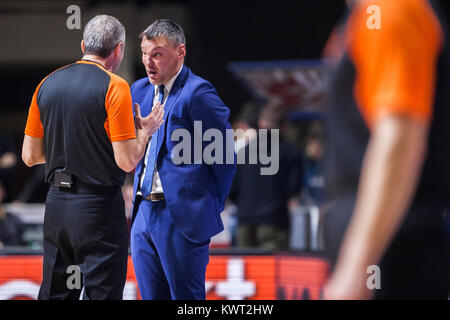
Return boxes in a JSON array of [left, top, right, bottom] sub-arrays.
[[130, 198, 210, 300]]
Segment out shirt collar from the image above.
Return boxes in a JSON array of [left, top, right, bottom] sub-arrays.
[[155, 65, 183, 95]]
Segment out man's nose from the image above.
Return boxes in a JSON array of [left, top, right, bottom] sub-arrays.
[[144, 56, 154, 67]]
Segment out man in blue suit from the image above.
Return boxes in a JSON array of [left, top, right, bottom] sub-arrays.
[[130, 19, 236, 300]]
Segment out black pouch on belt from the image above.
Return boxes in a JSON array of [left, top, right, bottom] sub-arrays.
[[53, 169, 73, 188]]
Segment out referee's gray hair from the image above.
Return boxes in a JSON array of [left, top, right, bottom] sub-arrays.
[[140, 19, 186, 46], [83, 15, 125, 58]]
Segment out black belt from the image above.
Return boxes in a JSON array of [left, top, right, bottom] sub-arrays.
[[50, 176, 120, 195]]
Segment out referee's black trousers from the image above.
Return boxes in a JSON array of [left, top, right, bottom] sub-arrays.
[[38, 185, 128, 300]]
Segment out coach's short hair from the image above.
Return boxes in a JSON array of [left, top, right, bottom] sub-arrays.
[[83, 15, 125, 58], [140, 19, 186, 47]]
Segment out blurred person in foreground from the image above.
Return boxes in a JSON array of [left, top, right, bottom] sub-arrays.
[[230, 102, 303, 251], [22, 15, 163, 299], [129, 19, 235, 299], [323, 0, 450, 299]]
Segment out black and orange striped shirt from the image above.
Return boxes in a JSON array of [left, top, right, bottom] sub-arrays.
[[325, 0, 450, 202], [25, 60, 136, 186]]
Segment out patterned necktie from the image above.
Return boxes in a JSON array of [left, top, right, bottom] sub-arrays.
[[140, 84, 165, 197]]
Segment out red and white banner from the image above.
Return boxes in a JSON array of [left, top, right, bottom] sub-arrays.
[[0, 254, 329, 300]]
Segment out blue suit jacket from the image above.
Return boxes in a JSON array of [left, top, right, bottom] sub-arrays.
[[130, 66, 236, 243]]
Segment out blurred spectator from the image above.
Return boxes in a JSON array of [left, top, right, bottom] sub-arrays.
[[122, 173, 134, 242], [233, 101, 259, 152], [0, 131, 18, 203], [13, 164, 48, 204], [0, 180, 22, 248], [227, 102, 260, 246], [230, 101, 303, 251], [300, 122, 325, 207]]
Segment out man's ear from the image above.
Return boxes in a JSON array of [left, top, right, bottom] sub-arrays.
[[115, 42, 124, 57], [81, 40, 85, 53], [178, 44, 186, 58]]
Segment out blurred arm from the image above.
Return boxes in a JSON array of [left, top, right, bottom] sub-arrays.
[[325, 115, 427, 299], [324, 0, 442, 299]]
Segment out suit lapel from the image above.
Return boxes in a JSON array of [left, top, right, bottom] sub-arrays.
[[143, 81, 155, 117], [135, 80, 154, 180], [156, 66, 189, 154]]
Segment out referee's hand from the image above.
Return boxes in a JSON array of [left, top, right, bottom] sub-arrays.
[[134, 102, 164, 137]]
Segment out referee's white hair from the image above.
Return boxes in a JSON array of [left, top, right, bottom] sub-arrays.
[[83, 15, 125, 58]]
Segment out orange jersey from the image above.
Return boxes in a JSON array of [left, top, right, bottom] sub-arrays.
[[346, 0, 443, 128], [25, 60, 136, 142], [24, 60, 136, 186]]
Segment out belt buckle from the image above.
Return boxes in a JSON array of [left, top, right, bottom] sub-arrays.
[[146, 193, 164, 202]]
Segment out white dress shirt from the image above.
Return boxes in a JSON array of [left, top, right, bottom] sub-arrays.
[[137, 65, 183, 195]]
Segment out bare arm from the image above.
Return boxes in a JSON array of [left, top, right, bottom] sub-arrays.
[[112, 129, 148, 173], [112, 102, 164, 173], [324, 115, 428, 299], [22, 135, 46, 167]]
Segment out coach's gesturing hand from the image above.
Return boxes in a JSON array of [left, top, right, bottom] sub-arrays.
[[134, 102, 164, 138], [111, 102, 164, 173]]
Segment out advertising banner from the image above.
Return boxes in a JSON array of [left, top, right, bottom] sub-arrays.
[[0, 254, 329, 300]]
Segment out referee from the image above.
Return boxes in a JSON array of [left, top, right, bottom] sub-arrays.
[[22, 15, 163, 300], [324, 0, 449, 299]]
